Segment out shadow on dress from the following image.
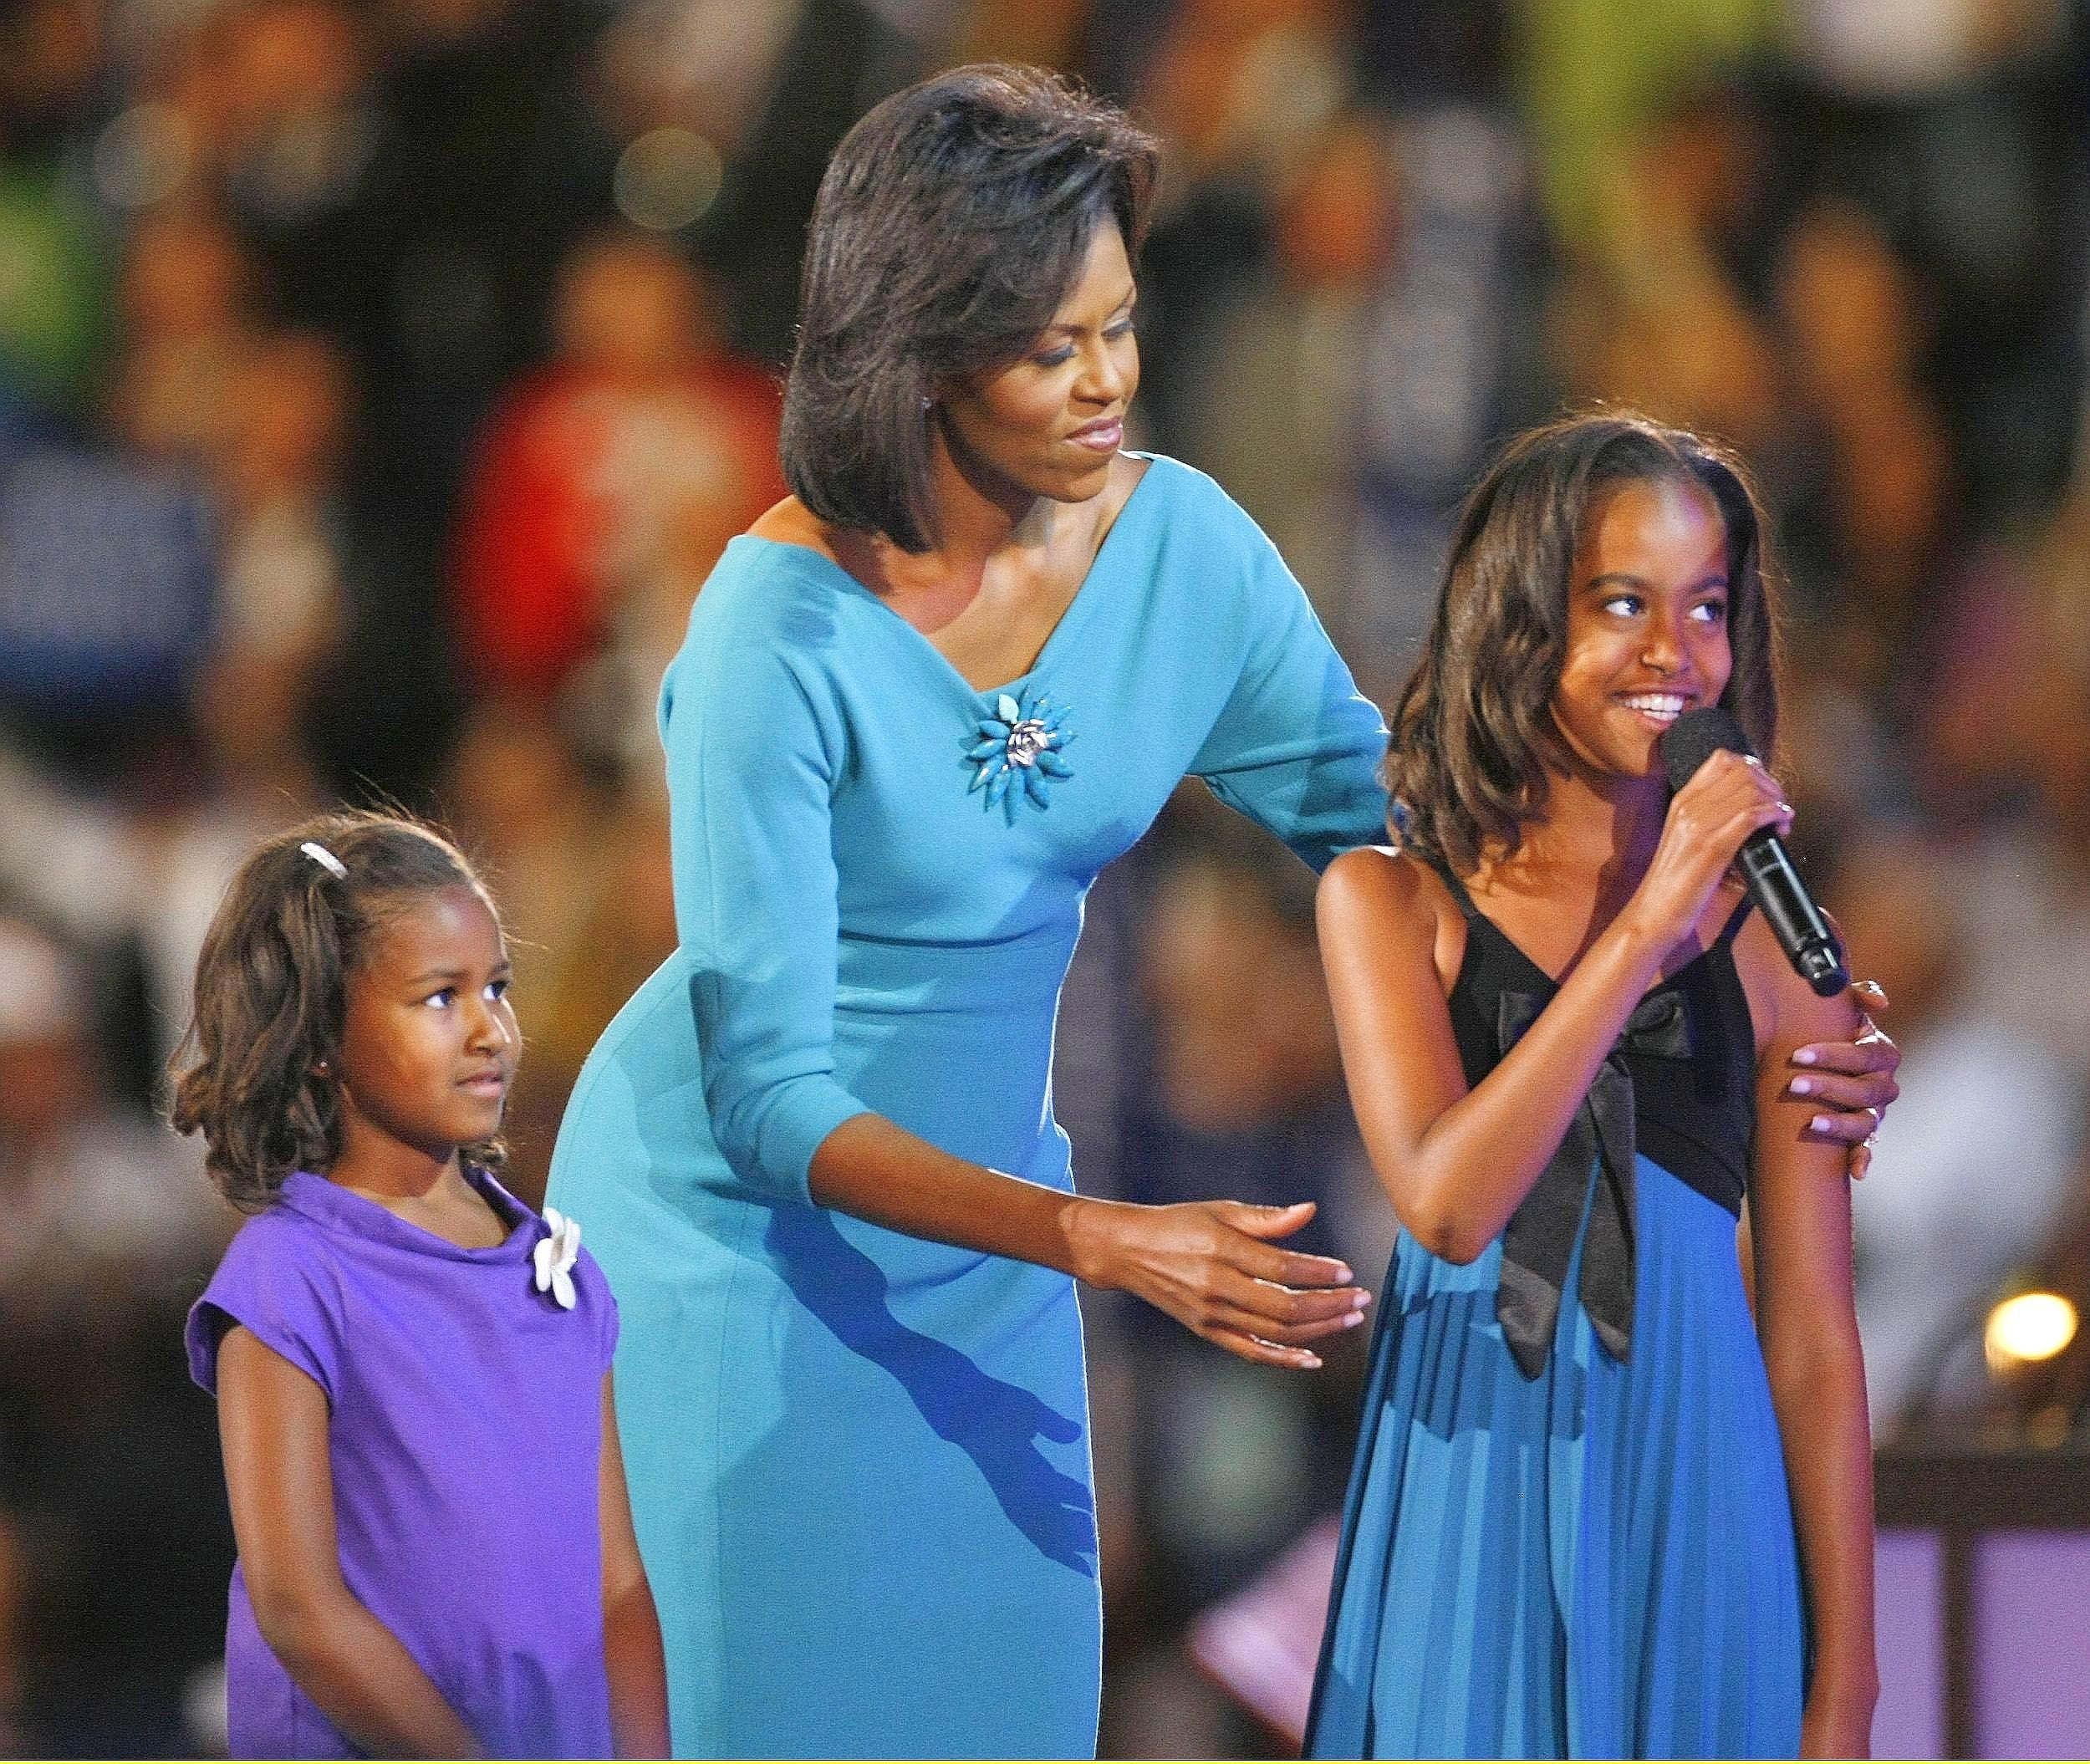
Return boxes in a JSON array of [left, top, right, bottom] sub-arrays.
[[764, 1204, 1097, 1573]]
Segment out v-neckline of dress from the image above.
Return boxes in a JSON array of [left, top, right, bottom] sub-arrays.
[[737, 453, 1160, 703], [1441, 861, 1738, 1006], [1462, 904, 1723, 1001]]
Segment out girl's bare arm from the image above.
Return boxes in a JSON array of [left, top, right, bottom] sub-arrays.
[[599, 1375, 670, 1758], [216, 1328, 486, 1756], [1743, 929, 1878, 1757]]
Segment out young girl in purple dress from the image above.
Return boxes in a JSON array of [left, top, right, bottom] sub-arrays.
[[170, 813, 669, 1758]]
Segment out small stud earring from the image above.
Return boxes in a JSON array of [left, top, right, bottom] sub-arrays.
[[920, 394, 933, 413]]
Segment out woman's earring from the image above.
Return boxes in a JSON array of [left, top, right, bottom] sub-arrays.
[[920, 394, 934, 413]]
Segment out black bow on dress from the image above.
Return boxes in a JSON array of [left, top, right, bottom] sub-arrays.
[[1494, 987, 1694, 1379]]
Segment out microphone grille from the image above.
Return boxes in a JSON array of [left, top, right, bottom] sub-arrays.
[[1658, 705, 1751, 793]]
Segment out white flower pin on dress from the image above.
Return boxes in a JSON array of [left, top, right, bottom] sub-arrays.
[[533, 1206, 581, 1310]]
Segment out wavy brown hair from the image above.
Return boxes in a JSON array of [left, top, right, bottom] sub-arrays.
[[1388, 410, 1784, 874], [166, 811, 506, 1211], [781, 63, 1160, 553]]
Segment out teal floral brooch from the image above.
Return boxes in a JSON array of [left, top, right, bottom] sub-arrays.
[[966, 689, 1074, 820]]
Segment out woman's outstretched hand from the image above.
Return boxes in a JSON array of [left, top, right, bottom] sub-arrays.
[[808, 1117, 1369, 1363], [1790, 977, 1900, 1179], [1063, 1197, 1370, 1368]]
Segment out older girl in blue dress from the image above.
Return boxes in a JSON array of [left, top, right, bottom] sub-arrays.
[[1308, 414, 1876, 1758]]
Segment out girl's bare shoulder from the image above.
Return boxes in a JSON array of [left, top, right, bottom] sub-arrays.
[[1320, 845, 1464, 947]]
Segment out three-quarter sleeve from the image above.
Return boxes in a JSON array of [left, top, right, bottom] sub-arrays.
[[1190, 515, 1390, 872], [660, 615, 873, 1205]]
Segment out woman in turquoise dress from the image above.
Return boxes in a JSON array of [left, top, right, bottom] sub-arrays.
[[547, 73, 1902, 1761], [1308, 416, 1878, 1758], [546, 69, 1375, 1758]]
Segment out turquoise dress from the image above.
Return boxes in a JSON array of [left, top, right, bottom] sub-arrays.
[[546, 456, 1387, 1759], [1306, 866, 1807, 1760]]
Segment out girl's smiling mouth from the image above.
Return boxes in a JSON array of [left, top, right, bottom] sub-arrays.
[[1615, 690, 1692, 729]]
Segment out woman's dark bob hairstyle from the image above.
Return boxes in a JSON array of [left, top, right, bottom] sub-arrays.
[[1388, 410, 1784, 874], [781, 64, 1160, 553], [166, 810, 505, 1211]]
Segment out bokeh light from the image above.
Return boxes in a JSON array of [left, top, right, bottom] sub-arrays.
[[1986, 1292, 2080, 1374], [93, 104, 193, 210], [613, 128, 723, 233]]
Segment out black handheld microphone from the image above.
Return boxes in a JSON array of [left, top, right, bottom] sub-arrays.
[[1657, 706, 1849, 997]]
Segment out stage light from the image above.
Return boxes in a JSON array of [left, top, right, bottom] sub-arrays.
[[1984, 1290, 2078, 1374]]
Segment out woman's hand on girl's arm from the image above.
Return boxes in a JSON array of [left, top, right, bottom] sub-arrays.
[[808, 1114, 1369, 1369], [1787, 976, 1902, 1179], [216, 1328, 487, 1757], [599, 1375, 670, 1758], [1746, 952, 1878, 1757], [1627, 747, 1894, 1175]]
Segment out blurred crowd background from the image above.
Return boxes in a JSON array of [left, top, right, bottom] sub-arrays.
[[1, 0, 2087, 1753]]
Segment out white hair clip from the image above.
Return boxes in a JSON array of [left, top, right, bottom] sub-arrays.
[[299, 840, 349, 880]]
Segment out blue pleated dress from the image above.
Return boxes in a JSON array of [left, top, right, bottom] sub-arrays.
[[546, 456, 1389, 1759], [1306, 867, 1807, 1761]]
